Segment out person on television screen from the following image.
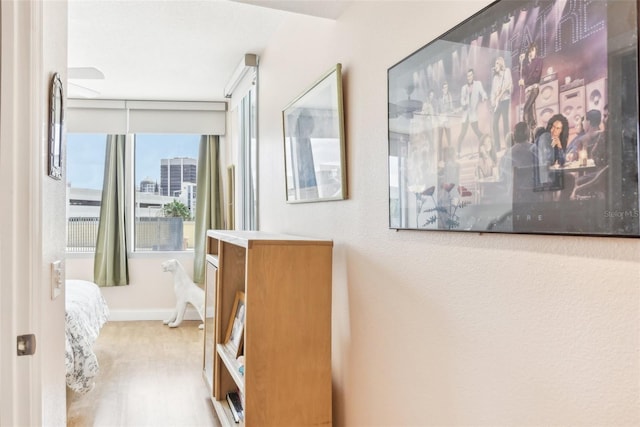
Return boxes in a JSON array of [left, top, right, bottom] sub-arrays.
[[439, 145, 459, 187], [497, 121, 535, 203], [568, 115, 586, 148], [456, 68, 488, 158], [510, 122, 535, 168], [437, 81, 454, 155], [476, 134, 497, 179], [490, 56, 513, 153], [566, 109, 603, 162], [519, 43, 543, 132], [533, 113, 568, 191], [420, 89, 437, 146], [570, 111, 609, 199]]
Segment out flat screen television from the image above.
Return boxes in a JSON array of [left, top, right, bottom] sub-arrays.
[[388, 0, 639, 237]]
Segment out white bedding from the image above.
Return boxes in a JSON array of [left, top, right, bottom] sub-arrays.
[[65, 279, 109, 394]]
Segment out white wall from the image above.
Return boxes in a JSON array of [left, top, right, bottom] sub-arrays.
[[66, 255, 198, 320], [40, 2, 69, 424], [256, 2, 640, 426]]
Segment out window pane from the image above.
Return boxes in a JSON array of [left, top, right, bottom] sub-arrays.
[[66, 133, 107, 252], [238, 86, 258, 230], [134, 134, 200, 251]]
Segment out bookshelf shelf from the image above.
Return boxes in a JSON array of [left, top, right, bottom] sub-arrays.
[[216, 343, 244, 395], [202, 254, 218, 397], [205, 230, 333, 427], [212, 398, 245, 427]]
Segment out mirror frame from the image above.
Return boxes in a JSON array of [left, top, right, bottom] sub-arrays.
[[48, 73, 64, 180], [282, 64, 347, 203]]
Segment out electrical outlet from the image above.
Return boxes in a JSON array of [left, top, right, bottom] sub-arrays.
[[51, 260, 63, 300]]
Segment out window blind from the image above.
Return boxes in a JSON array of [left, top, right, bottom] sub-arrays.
[[66, 99, 227, 134]]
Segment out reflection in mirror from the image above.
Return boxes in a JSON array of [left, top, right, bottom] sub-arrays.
[[49, 73, 64, 180], [283, 64, 347, 203]]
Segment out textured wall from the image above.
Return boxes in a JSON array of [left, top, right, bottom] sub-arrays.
[[41, 1, 69, 422], [66, 256, 196, 318], [256, 2, 640, 425]]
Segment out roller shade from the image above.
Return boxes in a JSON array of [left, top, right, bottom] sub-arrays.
[[66, 99, 227, 134], [66, 100, 127, 133]]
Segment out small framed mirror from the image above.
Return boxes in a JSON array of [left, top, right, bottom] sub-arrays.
[[282, 64, 347, 203], [48, 73, 64, 180]]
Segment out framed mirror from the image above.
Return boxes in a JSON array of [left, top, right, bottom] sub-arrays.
[[282, 64, 347, 203], [48, 73, 64, 180]]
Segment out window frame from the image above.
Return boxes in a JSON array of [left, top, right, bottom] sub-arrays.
[[65, 99, 224, 256], [238, 84, 258, 230], [66, 132, 203, 255]]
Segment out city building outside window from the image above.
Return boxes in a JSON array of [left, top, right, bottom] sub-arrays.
[[66, 133, 200, 252], [134, 134, 199, 251]]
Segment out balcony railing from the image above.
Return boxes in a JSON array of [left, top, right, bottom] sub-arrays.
[[67, 217, 100, 252], [67, 217, 195, 252], [135, 217, 184, 251]]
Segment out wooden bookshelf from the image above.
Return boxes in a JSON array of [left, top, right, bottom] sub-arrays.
[[202, 254, 218, 396], [206, 230, 333, 427]]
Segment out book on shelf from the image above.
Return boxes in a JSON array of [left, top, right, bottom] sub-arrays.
[[237, 355, 245, 376], [226, 391, 244, 423]]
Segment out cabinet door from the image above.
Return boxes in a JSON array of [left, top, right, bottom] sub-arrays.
[[203, 259, 217, 395]]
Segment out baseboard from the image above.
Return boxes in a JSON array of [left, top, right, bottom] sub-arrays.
[[107, 307, 202, 322]]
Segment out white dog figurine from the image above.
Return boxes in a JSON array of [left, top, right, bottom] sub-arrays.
[[161, 259, 205, 329]]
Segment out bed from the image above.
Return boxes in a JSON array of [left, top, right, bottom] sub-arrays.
[[65, 279, 110, 394]]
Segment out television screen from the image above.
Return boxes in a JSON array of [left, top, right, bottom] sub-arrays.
[[388, 0, 639, 237]]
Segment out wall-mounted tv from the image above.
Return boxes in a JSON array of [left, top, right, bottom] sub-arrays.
[[388, 0, 639, 237]]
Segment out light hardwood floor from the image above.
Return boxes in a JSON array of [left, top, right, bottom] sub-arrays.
[[67, 320, 220, 427]]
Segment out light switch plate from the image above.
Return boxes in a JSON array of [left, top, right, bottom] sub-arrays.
[[51, 260, 62, 300]]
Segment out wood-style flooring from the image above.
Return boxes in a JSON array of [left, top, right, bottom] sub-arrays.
[[67, 320, 220, 427]]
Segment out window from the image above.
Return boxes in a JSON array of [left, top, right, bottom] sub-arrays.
[[65, 99, 225, 253], [66, 132, 200, 253], [237, 85, 258, 230], [231, 85, 258, 230], [66, 133, 107, 252], [133, 134, 200, 251]]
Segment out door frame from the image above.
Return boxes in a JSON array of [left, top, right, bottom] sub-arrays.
[[0, 1, 44, 425]]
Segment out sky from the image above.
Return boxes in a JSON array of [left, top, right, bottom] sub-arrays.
[[67, 134, 200, 190]]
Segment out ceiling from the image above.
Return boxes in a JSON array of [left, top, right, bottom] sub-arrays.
[[67, 0, 352, 102]]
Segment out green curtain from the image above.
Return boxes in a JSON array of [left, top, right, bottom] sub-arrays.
[[194, 135, 224, 284], [94, 135, 129, 287]]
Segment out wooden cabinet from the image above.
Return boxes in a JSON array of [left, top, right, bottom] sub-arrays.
[[202, 254, 218, 396], [205, 230, 333, 427]]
